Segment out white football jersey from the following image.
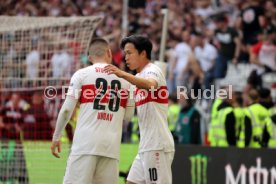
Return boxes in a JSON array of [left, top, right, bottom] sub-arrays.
[[135, 63, 175, 153], [67, 63, 133, 160]]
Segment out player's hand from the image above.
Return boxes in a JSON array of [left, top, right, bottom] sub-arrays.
[[51, 140, 61, 158], [104, 64, 125, 78]]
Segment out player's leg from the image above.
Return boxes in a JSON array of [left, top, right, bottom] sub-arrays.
[[160, 151, 174, 184], [142, 150, 174, 184], [127, 154, 146, 184], [93, 156, 119, 184], [63, 155, 97, 184]]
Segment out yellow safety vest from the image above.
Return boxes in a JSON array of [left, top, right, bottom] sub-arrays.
[[208, 99, 223, 146], [245, 104, 269, 148], [211, 107, 233, 147], [265, 117, 276, 148], [168, 104, 181, 131], [269, 107, 276, 116]]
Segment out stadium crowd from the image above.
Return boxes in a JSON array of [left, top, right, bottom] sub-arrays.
[[0, 0, 276, 149]]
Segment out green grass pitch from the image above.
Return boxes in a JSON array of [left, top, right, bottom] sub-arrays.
[[23, 142, 138, 184]]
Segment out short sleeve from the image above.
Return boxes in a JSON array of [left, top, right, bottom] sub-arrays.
[[67, 71, 82, 99], [144, 66, 162, 86]]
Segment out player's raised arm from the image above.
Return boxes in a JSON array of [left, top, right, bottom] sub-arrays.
[[104, 64, 158, 90]]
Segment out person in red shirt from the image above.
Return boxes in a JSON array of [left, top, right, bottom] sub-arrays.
[[250, 26, 276, 74]]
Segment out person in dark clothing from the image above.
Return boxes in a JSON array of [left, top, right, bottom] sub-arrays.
[[213, 14, 241, 79], [175, 92, 201, 144], [24, 91, 53, 140], [236, 0, 266, 64], [0, 93, 29, 183], [236, 0, 265, 45], [258, 88, 274, 109], [216, 96, 236, 146], [242, 70, 262, 107]]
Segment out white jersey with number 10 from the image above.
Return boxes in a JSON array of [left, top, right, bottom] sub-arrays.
[[135, 63, 175, 153]]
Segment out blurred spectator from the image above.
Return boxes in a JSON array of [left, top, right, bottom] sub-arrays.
[[194, 0, 215, 20], [51, 44, 73, 78], [249, 27, 276, 75], [213, 14, 241, 79], [25, 44, 40, 79], [236, 0, 265, 46], [128, 13, 141, 34], [0, 93, 29, 140], [194, 32, 218, 90], [166, 39, 177, 94], [183, 35, 204, 95], [0, 92, 29, 183], [175, 92, 201, 144], [169, 29, 192, 93], [110, 39, 124, 68], [23, 91, 52, 140], [168, 93, 181, 136], [242, 70, 262, 106]]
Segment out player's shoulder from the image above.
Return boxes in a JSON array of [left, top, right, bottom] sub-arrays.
[[144, 63, 162, 75], [71, 66, 92, 79]]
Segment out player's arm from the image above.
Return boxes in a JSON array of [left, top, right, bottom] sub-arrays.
[[104, 65, 158, 90], [124, 93, 135, 122], [121, 71, 158, 90], [51, 96, 78, 158], [124, 105, 135, 122], [51, 70, 81, 158]]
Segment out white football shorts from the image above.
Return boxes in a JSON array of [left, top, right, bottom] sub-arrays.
[[63, 155, 119, 184], [127, 150, 174, 184]]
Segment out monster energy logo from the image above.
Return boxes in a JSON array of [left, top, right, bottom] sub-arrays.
[[190, 154, 208, 184]]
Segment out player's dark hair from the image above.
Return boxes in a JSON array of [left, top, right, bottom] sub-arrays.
[[249, 89, 259, 102], [120, 35, 152, 60], [258, 88, 271, 99]]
